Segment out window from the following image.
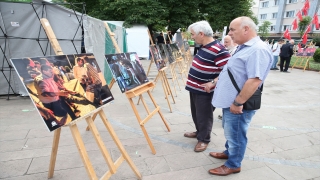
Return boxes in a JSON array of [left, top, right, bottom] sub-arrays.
[[274, 0, 279, 5], [270, 26, 276, 31], [287, 0, 297, 4], [262, 1, 269, 8], [285, 11, 295, 17], [260, 14, 267, 20], [272, 13, 278, 19], [283, 25, 292, 31]]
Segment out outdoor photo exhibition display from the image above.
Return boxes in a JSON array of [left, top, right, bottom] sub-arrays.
[[161, 44, 176, 64], [149, 45, 166, 70], [296, 47, 316, 56], [105, 52, 149, 93], [10, 53, 114, 131], [170, 43, 183, 60]]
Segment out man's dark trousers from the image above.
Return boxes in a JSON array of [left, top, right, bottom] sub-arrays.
[[280, 56, 291, 72], [190, 92, 215, 143]]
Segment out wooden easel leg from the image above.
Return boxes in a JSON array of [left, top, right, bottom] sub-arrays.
[[146, 58, 154, 76], [85, 111, 99, 131], [170, 63, 181, 91], [162, 71, 175, 104], [160, 71, 172, 112], [69, 124, 98, 180], [85, 115, 116, 174], [98, 110, 142, 179], [127, 97, 157, 154], [108, 78, 115, 89], [147, 90, 171, 132], [48, 128, 61, 178]]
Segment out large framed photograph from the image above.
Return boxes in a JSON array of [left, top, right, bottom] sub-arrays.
[[161, 44, 175, 64], [296, 47, 316, 57], [149, 45, 166, 71], [170, 43, 183, 60], [11, 53, 114, 132], [105, 52, 149, 93]]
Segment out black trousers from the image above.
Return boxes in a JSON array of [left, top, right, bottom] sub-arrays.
[[280, 56, 291, 71], [190, 92, 215, 143]]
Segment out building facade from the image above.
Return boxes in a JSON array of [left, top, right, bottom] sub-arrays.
[[257, 0, 320, 39]]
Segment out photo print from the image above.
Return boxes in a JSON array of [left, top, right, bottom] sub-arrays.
[[10, 53, 114, 132], [183, 41, 190, 52], [170, 43, 183, 60], [296, 48, 316, 57], [105, 52, 149, 93], [149, 45, 166, 70], [161, 44, 175, 64]]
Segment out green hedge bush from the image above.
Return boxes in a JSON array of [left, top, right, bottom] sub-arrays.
[[314, 48, 320, 63]]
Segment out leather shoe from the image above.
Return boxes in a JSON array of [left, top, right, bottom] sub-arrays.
[[209, 165, 241, 176], [194, 142, 208, 152], [184, 132, 197, 138], [209, 152, 228, 159]]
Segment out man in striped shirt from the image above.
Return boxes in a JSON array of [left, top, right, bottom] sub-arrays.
[[184, 20, 230, 152]]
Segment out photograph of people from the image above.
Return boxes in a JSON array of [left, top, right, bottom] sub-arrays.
[[11, 53, 114, 131], [105, 52, 149, 93]]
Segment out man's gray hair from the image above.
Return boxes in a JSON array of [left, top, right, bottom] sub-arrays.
[[239, 16, 257, 33], [188, 20, 214, 37]]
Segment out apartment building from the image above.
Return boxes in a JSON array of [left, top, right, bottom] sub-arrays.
[[257, 0, 320, 39]]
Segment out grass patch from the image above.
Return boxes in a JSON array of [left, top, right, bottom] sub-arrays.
[[289, 56, 320, 71]]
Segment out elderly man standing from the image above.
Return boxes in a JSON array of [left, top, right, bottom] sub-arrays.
[[279, 39, 294, 73], [184, 20, 230, 152], [208, 16, 272, 176], [224, 35, 238, 56]]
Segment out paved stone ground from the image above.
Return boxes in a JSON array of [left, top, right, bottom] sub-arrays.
[[0, 58, 320, 180]]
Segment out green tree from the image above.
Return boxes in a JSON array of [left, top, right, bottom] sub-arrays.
[[63, 0, 256, 35], [258, 20, 272, 39], [199, 0, 258, 32], [298, 16, 312, 38]]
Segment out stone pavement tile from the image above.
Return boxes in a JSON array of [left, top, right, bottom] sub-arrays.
[[0, 129, 29, 141], [0, 139, 27, 152], [268, 134, 319, 150], [142, 166, 211, 180], [301, 155, 320, 162], [0, 148, 51, 161], [247, 139, 283, 155], [144, 156, 171, 174], [163, 152, 212, 171], [267, 163, 320, 180], [258, 128, 304, 139], [275, 145, 320, 160], [247, 129, 272, 142], [24, 135, 75, 150], [25, 128, 54, 139], [4, 167, 88, 180], [0, 159, 32, 179]]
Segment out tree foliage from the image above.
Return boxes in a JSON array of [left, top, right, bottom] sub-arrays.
[[63, 0, 257, 35], [298, 16, 312, 38], [258, 20, 272, 39]]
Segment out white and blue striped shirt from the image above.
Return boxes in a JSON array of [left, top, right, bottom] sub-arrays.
[[212, 36, 273, 108]]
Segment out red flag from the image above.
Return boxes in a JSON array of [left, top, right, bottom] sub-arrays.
[[292, 19, 298, 30], [302, 33, 308, 45], [296, 10, 303, 21], [283, 29, 291, 40], [302, 0, 310, 15], [305, 24, 311, 33], [312, 14, 319, 30]]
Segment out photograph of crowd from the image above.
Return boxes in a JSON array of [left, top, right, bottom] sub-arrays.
[[105, 52, 149, 93], [296, 47, 316, 56], [11, 53, 114, 131], [149, 45, 166, 70], [162, 44, 175, 64], [170, 43, 183, 60]]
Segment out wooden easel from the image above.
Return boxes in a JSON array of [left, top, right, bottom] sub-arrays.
[[40, 18, 141, 180], [125, 81, 171, 154], [104, 23, 171, 153], [291, 56, 310, 72]]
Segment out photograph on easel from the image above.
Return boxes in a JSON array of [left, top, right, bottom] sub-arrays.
[[170, 43, 183, 59], [10, 53, 114, 132], [161, 44, 175, 64], [105, 52, 149, 93], [296, 47, 316, 56], [149, 45, 166, 70], [183, 41, 190, 52]]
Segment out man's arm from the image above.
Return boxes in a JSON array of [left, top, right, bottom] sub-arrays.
[[230, 78, 262, 113]]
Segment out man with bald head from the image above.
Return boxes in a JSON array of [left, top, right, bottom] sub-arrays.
[[224, 35, 238, 55], [209, 16, 272, 176]]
